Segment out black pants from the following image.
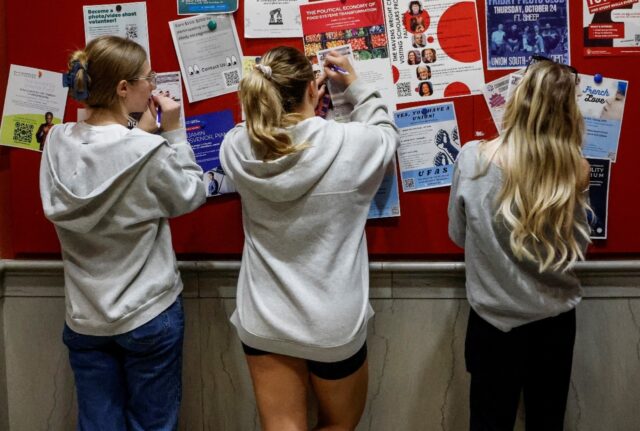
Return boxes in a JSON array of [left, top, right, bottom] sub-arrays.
[[465, 308, 576, 431]]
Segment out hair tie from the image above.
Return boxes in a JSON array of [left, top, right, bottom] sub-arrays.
[[255, 64, 272, 79], [62, 60, 90, 101]]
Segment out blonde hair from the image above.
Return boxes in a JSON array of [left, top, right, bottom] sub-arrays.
[[492, 61, 589, 272], [239, 46, 315, 161], [67, 35, 147, 109]]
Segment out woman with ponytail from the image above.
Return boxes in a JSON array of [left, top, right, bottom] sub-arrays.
[[39, 35, 205, 430], [448, 59, 590, 430], [220, 47, 399, 430]]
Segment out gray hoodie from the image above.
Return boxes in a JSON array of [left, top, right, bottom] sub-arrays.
[[220, 80, 400, 361], [40, 123, 206, 336]]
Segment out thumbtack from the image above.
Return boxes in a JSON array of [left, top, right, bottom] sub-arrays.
[[207, 20, 217, 31], [594, 73, 603, 84]]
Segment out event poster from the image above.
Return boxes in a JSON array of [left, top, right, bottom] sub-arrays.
[[587, 157, 611, 239], [244, 0, 306, 38], [482, 74, 511, 132], [368, 159, 401, 219], [186, 110, 237, 197], [317, 45, 357, 121], [577, 73, 628, 161], [153, 72, 186, 129], [83, 2, 150, 59], [0, 65, 67, 152], [583, 0, 640, 56], [486, 0, 570, 70], [169, 14, 243, 103], [383, 0, 484, 102], [395, 102, 461, 191], [178, 0, 239, 14], [300, 0, 396, 110]]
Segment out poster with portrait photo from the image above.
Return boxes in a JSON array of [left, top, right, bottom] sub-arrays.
[[587, 157, 611, 239], [186, 110, 237, 197], [583, 0, 640, 56], [83, 2, 150, 61], [395, 102, 461, 191], [0, 65, 67, 152], [384, 0, 484, 102], [486, 0, 570, 70], [244, 0, 306, 38]]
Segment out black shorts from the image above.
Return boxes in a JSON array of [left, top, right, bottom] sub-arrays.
[[242, 342, 367, 381]]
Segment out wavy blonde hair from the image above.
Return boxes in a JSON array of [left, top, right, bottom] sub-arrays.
[[493, 60, 590, 272], [239, 46, 314, 161]]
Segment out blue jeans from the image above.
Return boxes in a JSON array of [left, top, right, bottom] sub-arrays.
[[63, 297, 184, 431]]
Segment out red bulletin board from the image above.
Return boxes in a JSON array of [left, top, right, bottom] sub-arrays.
[[0, 0, 639, 259]]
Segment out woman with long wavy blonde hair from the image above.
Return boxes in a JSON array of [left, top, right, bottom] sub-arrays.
[[448, 59, 590, 430]]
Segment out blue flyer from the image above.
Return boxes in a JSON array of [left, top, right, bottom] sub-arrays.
[[578, 74, 628, 162], [486, 0, 570, 69], [177, 0, 238, 14], [368, 159, 401, 219], [186, 110, 236, 197], [395, 103, 460, 191], [587, 158, 611, 239]]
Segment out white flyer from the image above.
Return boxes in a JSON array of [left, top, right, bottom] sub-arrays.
[[153, 72, 186, 129], [83, 2, 150, 60], [482, 74, 511, 133], [244, 0, 306, 38], [0, 65, 68, 152], [317, 45, 357, 122], [169, 14, 244, 103], [384, 0, 485, 102]]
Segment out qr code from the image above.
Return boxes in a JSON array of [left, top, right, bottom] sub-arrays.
[[397, 82, 411, 98], [125, 24, 138, 40], [223, 69, 240, 87], [13, 121, 34, 144], [403, 178, 415, 188]]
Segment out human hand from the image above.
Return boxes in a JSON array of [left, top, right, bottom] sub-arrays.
[[153, 94, 182, 132], [322, 51, 356, 87], [137, 98, 159, 133]]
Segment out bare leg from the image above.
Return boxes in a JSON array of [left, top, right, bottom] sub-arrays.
[[310, 359, 368, 431], [245, 353, 309, 431]]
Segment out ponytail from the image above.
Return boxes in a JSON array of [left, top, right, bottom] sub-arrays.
[[238, 46, 315, 161]]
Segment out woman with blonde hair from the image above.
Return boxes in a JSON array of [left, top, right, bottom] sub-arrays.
[[220, 46, 399, 430], [39, 35, 205, 429], [448, 59, 590, 430]]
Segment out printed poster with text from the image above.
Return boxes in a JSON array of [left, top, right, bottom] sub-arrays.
[[384, 0, 484, 102], [300, 0, 396, 110], [583, 0, 640, 56], [587, 157, 611, 239], [245, 0, 306, 38], [395, 103, 461, 191], [486, 0, 570, 70], [0, 65, 67, 152], [178, 0, 238, 14], [186, 110, 237, 197], [83, 2, 150, 60], [577, 73, 628, 161], [169, 14, 243, 103]]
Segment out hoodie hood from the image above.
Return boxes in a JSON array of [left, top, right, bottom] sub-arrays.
[[220, 117, 345, 203], [40, 123, 166, 233]]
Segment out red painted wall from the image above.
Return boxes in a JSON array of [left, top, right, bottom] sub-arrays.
[[1, 0, 639, 259]]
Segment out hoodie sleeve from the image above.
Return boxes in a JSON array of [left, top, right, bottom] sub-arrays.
[[447, 154, 466, 248], [148, 128, 206, 218], [340, 79, 400, 197]]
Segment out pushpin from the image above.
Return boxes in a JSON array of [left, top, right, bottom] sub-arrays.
[[207, 20, 217, 31], [594, 73, 603, 84]]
